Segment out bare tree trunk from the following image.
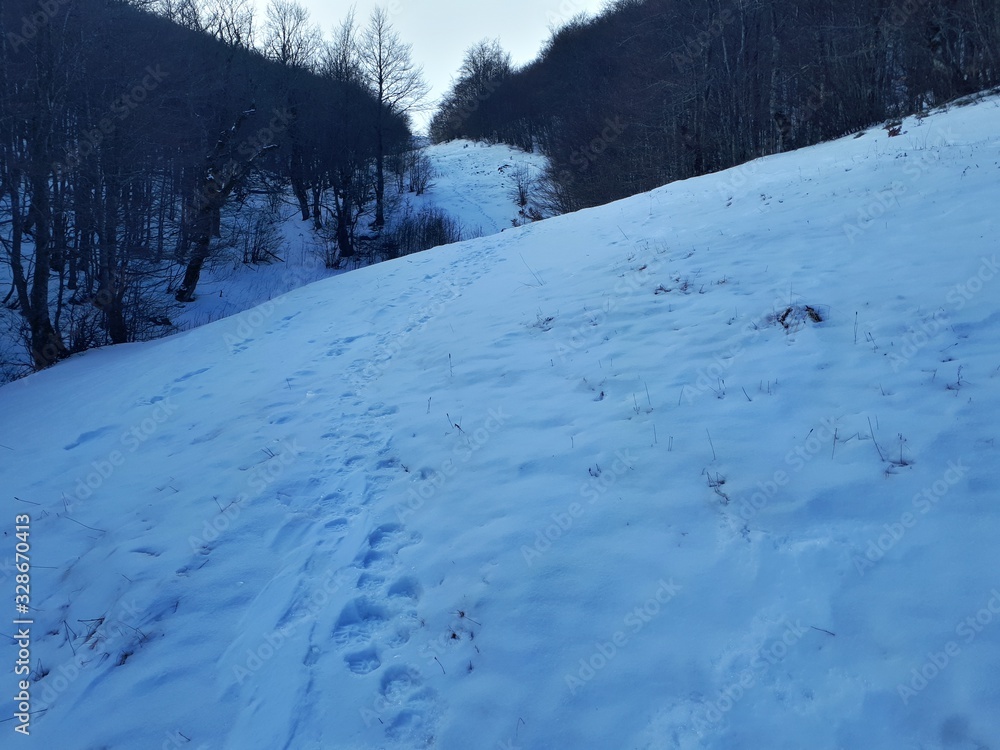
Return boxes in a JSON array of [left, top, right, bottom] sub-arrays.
[[336, 187, 354, 257], [311, 185, 323, 229], [95, 175, 128, 344], [176, 224, 215, 303], [15, 168, 69, 368], [374, 112, 385, 227], [290, 150, 310, 221], [175, 109, 278, 302], [175, 178, 220, 302]]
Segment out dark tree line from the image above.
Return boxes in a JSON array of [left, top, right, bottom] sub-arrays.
[[1, 0, 414, 375], [432, 0, 1000, 212]]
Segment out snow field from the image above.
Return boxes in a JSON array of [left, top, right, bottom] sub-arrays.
[[1, 96, 998, 749]]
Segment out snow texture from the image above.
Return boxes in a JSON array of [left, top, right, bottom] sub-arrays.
[[2, 97, 999, 749]]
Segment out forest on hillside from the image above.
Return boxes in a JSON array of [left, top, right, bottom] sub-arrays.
[[432, 0, 1000, 211], [0, 0, 426, 376]]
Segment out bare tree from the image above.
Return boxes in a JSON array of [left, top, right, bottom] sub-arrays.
[[317, 9, 373, 259], [153, 0, 203, 30], [0, 2, 71, 368], [0, 0, 406, 375], [175, 109, 279, 302], [322, 8, 362, 85], [357, 6, 429, 227], [430, 39, 512, 143], [261, 0, 321, 69], [202, 0, 255, 48]]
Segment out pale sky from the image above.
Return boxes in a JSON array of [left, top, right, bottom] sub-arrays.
[[294, 0, 609, 130]]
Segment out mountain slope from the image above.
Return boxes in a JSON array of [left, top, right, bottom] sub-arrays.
[[167, 139, 546, 333], [2, 95, 999, 749], [0, 140, 543, 381]]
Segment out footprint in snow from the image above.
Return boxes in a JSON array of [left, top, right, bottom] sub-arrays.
[[173, 367, 210, 383], [332, 597, 390, 648], [63, 425, 116, 451], [345, 646, 382, 675], [387, 577, 422, 602], [354, 523, 422, 572], [377, 665, 439, 744]]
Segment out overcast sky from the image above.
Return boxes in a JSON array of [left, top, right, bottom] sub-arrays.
[[293, 0, 609, 130]]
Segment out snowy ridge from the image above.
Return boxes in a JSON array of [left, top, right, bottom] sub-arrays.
[[2, 95, 999, 749]]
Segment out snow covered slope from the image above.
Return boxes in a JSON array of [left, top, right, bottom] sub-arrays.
[[2, 95, 999, 750], [408, 140, 548, 234], [0, 140, 542, 379], [169, 139, 546, 333]]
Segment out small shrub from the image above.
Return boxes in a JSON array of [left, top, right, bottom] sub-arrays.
[[766, 304, 826, 331], [385, 208, 465, 258], [408, 153, 435, 195], [509, 163, 534, 207]]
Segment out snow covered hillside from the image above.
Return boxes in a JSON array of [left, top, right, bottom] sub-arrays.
[[404, 140, 549, 234], [168, 139, 547, 334], [3, 94, 999, 749], [0, 140, 544, 381]]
